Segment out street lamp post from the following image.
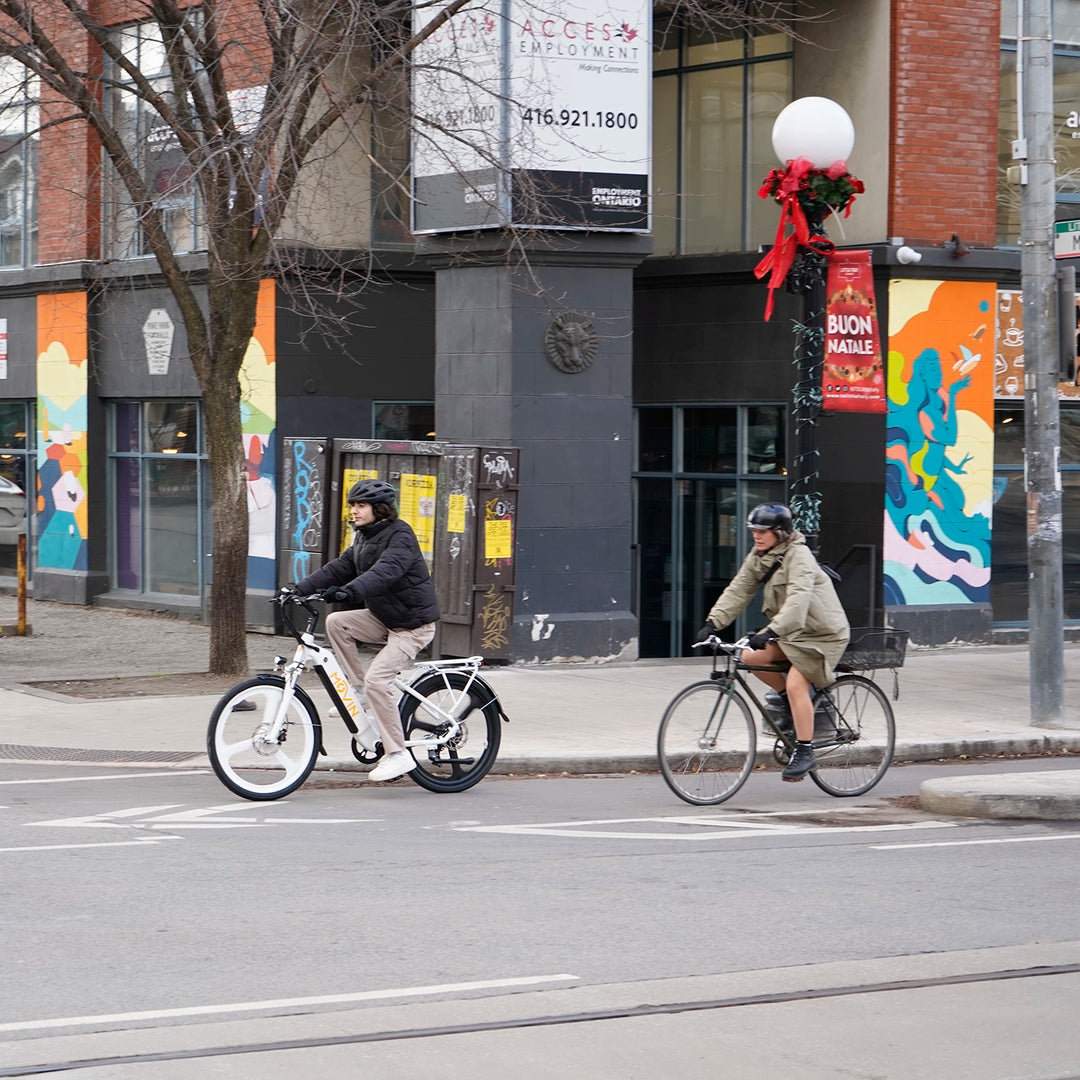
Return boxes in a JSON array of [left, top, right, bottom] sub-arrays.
[[756, 97, 859, 558]]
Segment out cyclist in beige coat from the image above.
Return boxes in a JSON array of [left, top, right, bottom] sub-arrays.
[[698, 503, 850, 781]]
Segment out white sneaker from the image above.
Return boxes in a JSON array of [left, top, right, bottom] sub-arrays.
[[368, 749, 417, 782]]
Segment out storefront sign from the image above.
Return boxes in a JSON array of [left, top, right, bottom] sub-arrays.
[[823, 250, 886, 413], [142, 309, 174, 375], [0, 319, 7, 380], [411, 0, 650, 233], [1054, 219, 1080, 259], [994, 289, 1080, 400]]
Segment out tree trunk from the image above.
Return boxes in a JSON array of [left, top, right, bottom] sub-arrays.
[[202, 365, 250, 676]]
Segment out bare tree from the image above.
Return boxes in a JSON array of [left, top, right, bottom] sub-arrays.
[[0, 0, 814, 674]]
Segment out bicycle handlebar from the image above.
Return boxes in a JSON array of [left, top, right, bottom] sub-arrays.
[[691, 635, 750, 654]]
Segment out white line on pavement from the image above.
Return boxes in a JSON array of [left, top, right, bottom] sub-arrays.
[[873, 832, 1080, 850], [457, 818, 958, 841], [0, 770, 207, 785], [0, 838, 183, 853], [0, 974, 581, 1033]]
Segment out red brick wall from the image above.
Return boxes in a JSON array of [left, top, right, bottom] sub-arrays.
[[890, 0, 1000, 248], [34, 3, 101, 264], [29, 0, 275, 265]]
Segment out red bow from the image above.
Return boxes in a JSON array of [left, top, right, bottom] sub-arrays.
[[754, 159, 836, 322]]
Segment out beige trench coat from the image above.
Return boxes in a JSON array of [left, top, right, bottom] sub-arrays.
[[706, 531, 850, 689]]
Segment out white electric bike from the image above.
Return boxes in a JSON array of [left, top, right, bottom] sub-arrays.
[[207, 591, 508, 801]]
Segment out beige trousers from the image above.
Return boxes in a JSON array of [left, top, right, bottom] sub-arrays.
[[324, 609, 436, 754]]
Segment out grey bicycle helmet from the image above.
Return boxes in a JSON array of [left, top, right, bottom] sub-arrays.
[[347, 478, 396, 505], [747, 502, 793, 535]]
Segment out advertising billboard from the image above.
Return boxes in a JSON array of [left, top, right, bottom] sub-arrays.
[[412, 0, 651, 233]]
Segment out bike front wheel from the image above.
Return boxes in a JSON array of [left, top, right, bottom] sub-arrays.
[[809, 674, 895, 797], [400, 671, 502, 793], [657, 681, 756, 805], [207, 677, 321, 801]]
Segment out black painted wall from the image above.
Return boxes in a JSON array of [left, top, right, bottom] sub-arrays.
[[276, 274, 436, 444]]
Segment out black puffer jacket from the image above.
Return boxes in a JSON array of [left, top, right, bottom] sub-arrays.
[[296, 518, 440, 630]]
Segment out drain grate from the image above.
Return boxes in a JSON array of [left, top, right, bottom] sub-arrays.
[[0, 744, 203, 763]]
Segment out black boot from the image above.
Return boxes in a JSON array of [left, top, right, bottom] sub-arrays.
[[782, 741, 818, 781]]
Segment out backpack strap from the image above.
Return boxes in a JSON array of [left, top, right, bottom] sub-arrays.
[[759, 555, 784, 585]]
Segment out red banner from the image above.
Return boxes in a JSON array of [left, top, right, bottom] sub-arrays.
[[823, 250, 886, 413]]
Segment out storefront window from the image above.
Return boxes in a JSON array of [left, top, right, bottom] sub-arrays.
[[0, 400, 33, 576], [990, 403, 1080, 621], [652, 17, 792, 256], [999, 2, 1080, 245], [105, 20, 202, 258], [373, 402, 435, 440], [634, 404, 786, 655], [109, 400, 205, 596]]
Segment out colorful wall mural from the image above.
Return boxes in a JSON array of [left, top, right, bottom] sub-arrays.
[[242, 279, 277, 591], [36, 292, 89, 572], [884, 280, 995, 607]]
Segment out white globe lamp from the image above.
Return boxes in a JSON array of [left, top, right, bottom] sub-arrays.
[[771, 97, 855, 168]]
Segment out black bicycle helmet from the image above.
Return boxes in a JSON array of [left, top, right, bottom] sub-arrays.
[[747, 502, 793, 534], [347, 478, 396, 505]]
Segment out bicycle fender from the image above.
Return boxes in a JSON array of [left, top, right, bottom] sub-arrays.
[[247, 676, 327, 756], [472, 675, 510, 723]]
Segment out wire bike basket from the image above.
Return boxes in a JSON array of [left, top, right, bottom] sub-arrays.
[[839, 628, 910, 672]]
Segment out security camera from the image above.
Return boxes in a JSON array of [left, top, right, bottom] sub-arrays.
[[896, 245, 922, 265]]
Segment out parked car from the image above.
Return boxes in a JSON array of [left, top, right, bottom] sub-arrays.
[[0, 474, 27, 547]]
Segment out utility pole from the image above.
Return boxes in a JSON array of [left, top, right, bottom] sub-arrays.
[[1017, 0, 1068, 727]]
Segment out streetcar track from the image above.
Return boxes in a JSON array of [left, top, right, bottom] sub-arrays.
[[4, 962, 1079, 1076]]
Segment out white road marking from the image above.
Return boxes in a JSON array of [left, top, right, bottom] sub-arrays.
[[456, 814, 958, 841], [0, 838, 183, 853], [873, 832, 1080, 850], [0, 770, 206, 786], [27, 803, 380, 831], [0, 974, 581, 1033]]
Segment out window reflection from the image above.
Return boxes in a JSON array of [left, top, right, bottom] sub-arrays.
[[110, 400, 204, 596], [373, 402, 435, 440]]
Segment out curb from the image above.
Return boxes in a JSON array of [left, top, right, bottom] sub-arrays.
[[920, 770, 1080, 820]]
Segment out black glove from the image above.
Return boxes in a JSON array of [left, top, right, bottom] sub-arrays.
[[746, 628, 778, 651], [695, 623, 716, 643], [321, 586, 350, 603]]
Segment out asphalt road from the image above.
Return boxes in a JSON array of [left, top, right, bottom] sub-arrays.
[[2, 760, 1079, 1078]]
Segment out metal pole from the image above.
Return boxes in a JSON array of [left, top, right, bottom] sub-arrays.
[[16, 532, 27, 636], [788, 206, 828, 557], [1019, 0, 1067, 727]]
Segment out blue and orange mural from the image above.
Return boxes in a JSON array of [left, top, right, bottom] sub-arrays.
[[36, 293, 89, 572], [242, 279, 277, 591], [884, 280, 995, 606]]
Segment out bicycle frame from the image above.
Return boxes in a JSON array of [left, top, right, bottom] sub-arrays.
[[269, 596, 484, 757], [699, 638, 850, 751]]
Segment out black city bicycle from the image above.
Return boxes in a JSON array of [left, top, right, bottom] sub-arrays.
[[657, 628, 908, 805]]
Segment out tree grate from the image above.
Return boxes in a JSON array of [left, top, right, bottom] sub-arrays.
[[0, 744, 203, 763]]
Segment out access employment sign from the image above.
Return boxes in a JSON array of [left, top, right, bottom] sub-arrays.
[[411, 0, 651, 233]]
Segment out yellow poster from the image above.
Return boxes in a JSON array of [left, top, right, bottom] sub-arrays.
[[447, 493, 466, 534], [485, 519, 512, 561], [400, 473, 437, 553], [339, 468, 379, 553]]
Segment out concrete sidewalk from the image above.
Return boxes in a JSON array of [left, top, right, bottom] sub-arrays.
[[1, 596, 1079, 816]]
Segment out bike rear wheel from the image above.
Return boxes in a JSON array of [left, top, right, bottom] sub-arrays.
[[809, 674, 895, 797], [400, 671, 501, 793], [657, 681, 756, 805], [207, 677, 321, 801]]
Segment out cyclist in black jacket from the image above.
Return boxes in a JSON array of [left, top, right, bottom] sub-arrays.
[[295, 479, 440, 781]]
